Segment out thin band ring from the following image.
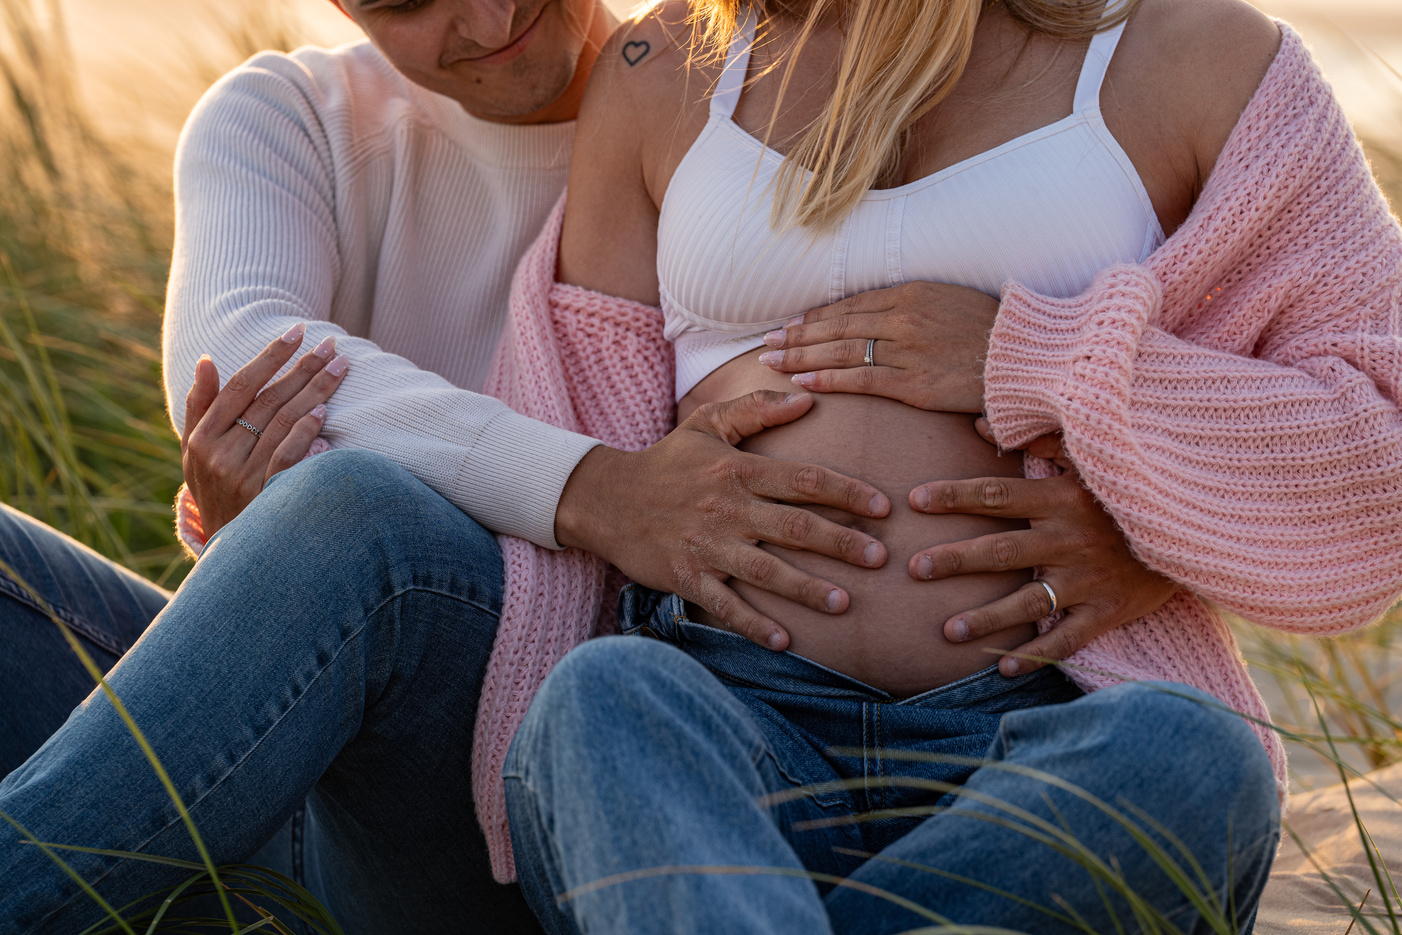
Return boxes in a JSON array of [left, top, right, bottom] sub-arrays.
[[1035, 579, 1058, 616], [864, 338, 876, 367], [236, 418, 264, 439]]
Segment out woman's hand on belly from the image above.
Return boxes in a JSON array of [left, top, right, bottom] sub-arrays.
[[755, 280, 1000, 413], [909, 435, 1180, 677]]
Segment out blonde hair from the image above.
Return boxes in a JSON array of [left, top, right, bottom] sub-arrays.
[[688, 0, 1138, 229]]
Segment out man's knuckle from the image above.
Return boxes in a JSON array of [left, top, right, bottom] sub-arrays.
[[833, 527, 860, 558], [792, 466, 823, 497], [780, 509, 812, 542], [1025, 586, 1050, 618], [745, 554, 779, 587]]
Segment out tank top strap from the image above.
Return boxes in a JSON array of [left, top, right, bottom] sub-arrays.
[[710, 7, 758, 119], [1072, 13, 1129, 113]]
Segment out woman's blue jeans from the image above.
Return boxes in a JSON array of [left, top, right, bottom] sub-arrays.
[[0, 449, 541, 934], [505, 586, 1281, 935]]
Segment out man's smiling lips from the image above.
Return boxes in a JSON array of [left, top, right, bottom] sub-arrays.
[[454, 5, 548, 67]]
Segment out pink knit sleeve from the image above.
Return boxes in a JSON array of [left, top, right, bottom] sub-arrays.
[[984, 261, 1402, 636], [983, 28, 1402, 636]]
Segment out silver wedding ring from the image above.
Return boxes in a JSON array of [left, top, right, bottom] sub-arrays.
[[236, 418, 264, 439], [864, 338, 876, 367], [1036, 579, 1058, 616]]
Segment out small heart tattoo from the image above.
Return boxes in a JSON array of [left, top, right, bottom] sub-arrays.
[[622, 40, 650, 66]]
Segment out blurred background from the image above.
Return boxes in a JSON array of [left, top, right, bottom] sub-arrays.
[[0, 0, 1399, 791]]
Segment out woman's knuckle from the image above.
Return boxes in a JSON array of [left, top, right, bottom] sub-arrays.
[[991, 536, 1020, 569], [980, 479, 1011, 508], [933, 549, 960, 575]]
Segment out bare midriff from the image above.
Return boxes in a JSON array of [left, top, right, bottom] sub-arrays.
[[679, 348, 1033, 697]]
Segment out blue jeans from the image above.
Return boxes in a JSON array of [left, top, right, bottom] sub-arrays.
[[0, 449, 541, 934], [505, 586, 1280, 935]]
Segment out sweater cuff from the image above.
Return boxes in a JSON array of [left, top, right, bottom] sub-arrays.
[[174, 485, 207, 559], [984, 264, 1161, 450], [452, 410, 603, 550]]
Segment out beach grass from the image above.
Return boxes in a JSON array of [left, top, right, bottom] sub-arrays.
[[2, 0, 1402, 929]]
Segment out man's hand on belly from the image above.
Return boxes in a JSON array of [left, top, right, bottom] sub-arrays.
[[554, 390, 891, 651], [908, 438, 1178, 677]]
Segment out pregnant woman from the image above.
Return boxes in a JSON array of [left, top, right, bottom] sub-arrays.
[[492, 0, 1402, 930]]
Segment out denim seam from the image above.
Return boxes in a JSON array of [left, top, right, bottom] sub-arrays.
[[0, 572, 128, 657], [366, 585, 501, 622], [876, 704, 887, 811], [30, 614, 378, 931]]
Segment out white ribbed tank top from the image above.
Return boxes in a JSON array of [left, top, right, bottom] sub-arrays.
[[658, 10, 1165, 400]]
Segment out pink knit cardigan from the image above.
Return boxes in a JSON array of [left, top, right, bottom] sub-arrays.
[[172, 24, 1402, 885], [470, 25, 1402, 881]]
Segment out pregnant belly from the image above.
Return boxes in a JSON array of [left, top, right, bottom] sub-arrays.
[[680, 348, 1033, 697]]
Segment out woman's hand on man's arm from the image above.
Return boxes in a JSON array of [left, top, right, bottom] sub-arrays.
[[181, 324, 349, 539], [555, 390, 892, 653]]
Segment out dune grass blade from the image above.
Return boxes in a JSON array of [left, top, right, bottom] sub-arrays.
[[828, 846, 1086, 931], [556, 864, 957, 927], [0, 555, 238, 930], [1307, 675, 1401, 932], [0, 808, 138, 935]]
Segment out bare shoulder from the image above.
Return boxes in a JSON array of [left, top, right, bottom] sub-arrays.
[[575, 1, 712, 155], [560, 1, 708, 302], [1107, 0, 1281, 230], [1122, 0, 1280, 172]]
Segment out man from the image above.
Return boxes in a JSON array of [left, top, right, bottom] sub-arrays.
[[0, 0, 1157, 931]]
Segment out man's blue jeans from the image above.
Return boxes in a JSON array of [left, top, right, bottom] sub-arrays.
[[505, 586, 1281, 935], [0, 449, 541, 934]]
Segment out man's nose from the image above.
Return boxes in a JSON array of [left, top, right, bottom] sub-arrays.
[[452, 0, 519, 51]]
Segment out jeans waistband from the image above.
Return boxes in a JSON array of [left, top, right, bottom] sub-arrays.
[[618, 585, 1074, 709]]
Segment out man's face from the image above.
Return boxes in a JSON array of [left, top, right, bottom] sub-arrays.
[[345, 0, 601, 122]]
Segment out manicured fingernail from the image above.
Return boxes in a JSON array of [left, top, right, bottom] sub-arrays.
[[916, 555, 934, 579], [913, 487, 931, 510], [758, 350, 783, 366], [1005, 659, 1020, 676], [868, 493, 887, 515], [863, 541, 881, 566], [311, 403, 326, 420], [768, 631, 784, 650], [792, 372, 814, 387], [281, 322, 305, 343], [327, 354, 349, 377], [785, 315, 805, 327], [826, 589, 842, 612], [763, 330, 785, 347], [312, 336, 336, 358], [950, 618, 968, 641]]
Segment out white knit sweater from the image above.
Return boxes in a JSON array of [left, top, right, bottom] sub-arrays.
[[162, 41, 599, 549]]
